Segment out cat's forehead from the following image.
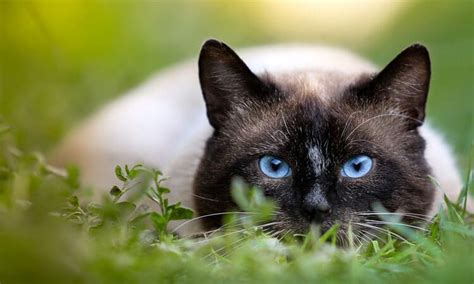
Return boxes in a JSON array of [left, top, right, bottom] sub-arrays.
[[231, 69, 398, 156], [262, 69, 371, 105], [256, 70, 388, 143]]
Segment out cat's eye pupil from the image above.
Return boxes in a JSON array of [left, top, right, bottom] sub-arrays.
[[270, 159, 282, 171], [341, 155, 373, 178], [259, 155, 291, 179], [352, 162, 361, 172]]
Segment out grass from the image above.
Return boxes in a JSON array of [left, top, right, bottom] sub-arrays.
[[0, 123, 473, 284]]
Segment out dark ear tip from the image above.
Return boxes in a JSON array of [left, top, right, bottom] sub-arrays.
[[199, 39, 234, 64], [405, 43, 430, 62], [201, 39, 227, 51]]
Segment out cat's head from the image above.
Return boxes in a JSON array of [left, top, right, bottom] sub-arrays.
[[193, 40, 435, 243]]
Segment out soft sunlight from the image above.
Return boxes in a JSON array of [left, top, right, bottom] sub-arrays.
[[255, 0, 408, 43]]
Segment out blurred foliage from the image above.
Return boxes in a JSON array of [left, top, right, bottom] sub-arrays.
[[0, 121, 473, 283]]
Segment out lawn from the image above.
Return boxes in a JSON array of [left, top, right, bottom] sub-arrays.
[[0, 1, 473, 283]]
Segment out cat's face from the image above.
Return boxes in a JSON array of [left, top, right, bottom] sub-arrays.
[[193, 40, 435, 243]]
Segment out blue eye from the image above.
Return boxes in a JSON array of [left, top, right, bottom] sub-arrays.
[[259, 155, 292, 179], [341, 155, 373, 178]]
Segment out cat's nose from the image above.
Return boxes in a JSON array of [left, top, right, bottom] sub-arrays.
[[303, 188, 331, 223]]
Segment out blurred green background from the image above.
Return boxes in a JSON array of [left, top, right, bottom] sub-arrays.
[[0, 0, 472, 166]]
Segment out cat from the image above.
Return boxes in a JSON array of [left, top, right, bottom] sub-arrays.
[[52, 39, 470, 240]]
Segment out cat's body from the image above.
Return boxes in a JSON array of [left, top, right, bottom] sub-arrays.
[[53, 42, 466, 237]]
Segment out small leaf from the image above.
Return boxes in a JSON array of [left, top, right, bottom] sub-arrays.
[[150, 212, 168, 232], [152, 168, 163, 178], [169, 206, 194, 221], [115, 165, 127, 182], [128, 164, 145, 179], [66, 166, 80, 188], [110, 186, 122, 197], [231, 178, 251, 211], [158, 187, 171, 194]]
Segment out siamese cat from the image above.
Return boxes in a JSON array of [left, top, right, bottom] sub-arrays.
[[53, 39, 470, 240]]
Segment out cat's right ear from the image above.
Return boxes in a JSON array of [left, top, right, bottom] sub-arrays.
[[198, 39, 269, 130], [364, 44, 431, 129]]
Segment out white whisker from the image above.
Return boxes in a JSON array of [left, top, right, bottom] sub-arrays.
[[355, 222, 411, 243], [341, 110, 364, 137], [172, 211, 257, 233], [355, 225, 385, 243], [203, 234, 251, 261], [196, 221, 283, 244], [356, 212, 433, 223], [192, 193, 220, 202], [366, 220, 429, 232]]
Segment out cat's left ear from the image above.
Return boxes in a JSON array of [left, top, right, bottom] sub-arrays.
[[198, 39, 270, 130], [368, 44, 431, 128]]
